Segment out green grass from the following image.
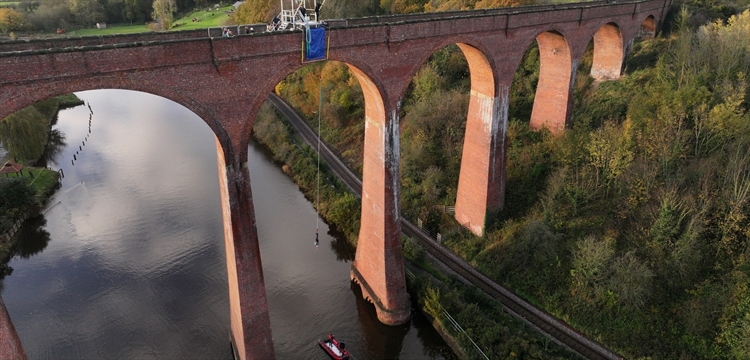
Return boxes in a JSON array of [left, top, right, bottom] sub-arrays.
[[29, 169, 60, 194], [172, 6, 237, 30], [4, 168, 59, 197], [72, 6, 235, 36], [73, 25, 150, 36]]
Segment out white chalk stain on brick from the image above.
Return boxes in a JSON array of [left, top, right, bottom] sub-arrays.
[[492, 86, 509, 181], [471, 89, 495, 137], [387, 107, 401, 223]]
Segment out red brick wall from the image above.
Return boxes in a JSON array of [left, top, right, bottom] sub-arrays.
[[0, 297, 26, 360]]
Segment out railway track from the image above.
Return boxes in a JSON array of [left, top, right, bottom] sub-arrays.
[[267, 93, 622, 360]]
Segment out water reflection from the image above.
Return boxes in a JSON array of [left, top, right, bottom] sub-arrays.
[[1, 89, 454, 359], [9, 215, 51, 260], [35, 129, 67, 169], [329, 229, 356, 262], [2, 90, 231, 359], [351, 282, 411, 359], [0, 198, 54, 281]]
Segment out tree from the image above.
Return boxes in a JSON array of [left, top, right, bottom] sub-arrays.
[[120, 0, 151, 25], [586, 120, 633, 187], [68, 0, 105, 26], [18, 0, 41, 12], [424, 0, 470, 11], [152, 0, 176, 30], [25, 0, 72, 32], [473, 0, 518, 9], [0, 178, 37, 219], [233, 0, 276, 24], [325, 0, 381, 18], [0, 8, 25, 33], [193, 0, 207, 12], [104, 0, 127, 24], [388, 0, 428, 14], [608, 252, 654, 309], [409, 63, 443, 105], [423, 0, 517, 12], [122, 0, 139, 24], [570, 235, 615, 304], [0, 107, 47, 162]]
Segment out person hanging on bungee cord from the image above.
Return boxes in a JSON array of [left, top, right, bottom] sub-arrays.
[[315, 231, 319, 247]]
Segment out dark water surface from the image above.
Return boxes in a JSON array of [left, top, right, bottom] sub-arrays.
[[0, 90, 455, 359]]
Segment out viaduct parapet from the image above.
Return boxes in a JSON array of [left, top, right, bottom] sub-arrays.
[[0, 0, 671, 358]]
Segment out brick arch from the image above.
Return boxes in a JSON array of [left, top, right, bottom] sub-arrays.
[[0, 78, 277, 360], [0, 2, 675, 356], [641, 15, 657, 39], [590, 22, 625, 81], [530, 30, 573, 135], [396, 37, 494, 102], [346, 64, 387, 130], [0, 81, 230, 152]]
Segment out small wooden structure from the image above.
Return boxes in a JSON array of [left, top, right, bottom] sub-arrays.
[[1, 162, 23, 175]]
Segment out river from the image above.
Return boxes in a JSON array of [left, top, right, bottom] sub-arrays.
[[0, 90, 455, 359]]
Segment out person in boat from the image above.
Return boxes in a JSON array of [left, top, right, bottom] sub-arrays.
[[340, 342, 349, 359]]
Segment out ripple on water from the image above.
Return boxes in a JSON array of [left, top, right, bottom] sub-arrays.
[[2, 90, 452, 360]]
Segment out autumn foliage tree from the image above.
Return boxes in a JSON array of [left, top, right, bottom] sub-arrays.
[[68, 0, 105, 26], [258, 1, 750, 358], [151, 0, 176, 30], [275, 61, 366, 173], [0, 8, 25, 33], [25, 0, 72, 32], [233, 0, 277, 24]]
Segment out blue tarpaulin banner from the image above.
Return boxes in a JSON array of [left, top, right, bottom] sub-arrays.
[[305, 27, 326, 61]]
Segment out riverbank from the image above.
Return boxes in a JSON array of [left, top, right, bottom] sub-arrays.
[[252, 101, 577, 359], [0, 94, 84, 277]]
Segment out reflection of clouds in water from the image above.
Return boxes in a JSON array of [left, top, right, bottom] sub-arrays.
[[58, 90, 222, 275], [62, 181, 90, 198], [3, 89, 231, 360], [9, 240, 228, 358], [16, 270, 159, 357]]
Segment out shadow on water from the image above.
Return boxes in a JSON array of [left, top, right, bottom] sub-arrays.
[[350, 281, 411, 359], [412, 303, 461, 359], [0, 215, 51, 282], [329, 226, 355, 262], [350, 275, 461, 360], [11, 215, 51, 259], [0, 112, 63, 283]]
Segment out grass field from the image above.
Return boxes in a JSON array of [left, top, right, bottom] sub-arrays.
[[72, 6, 235, 36], [3, 168, 60, 196]]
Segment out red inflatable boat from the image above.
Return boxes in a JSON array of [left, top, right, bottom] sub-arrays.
[[318, 334, 350, 360]]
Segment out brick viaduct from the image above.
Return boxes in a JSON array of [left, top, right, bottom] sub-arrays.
[[0, 0, 671, 358]]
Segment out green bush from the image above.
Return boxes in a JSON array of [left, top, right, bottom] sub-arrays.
[[0, 178, 37, 219]]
